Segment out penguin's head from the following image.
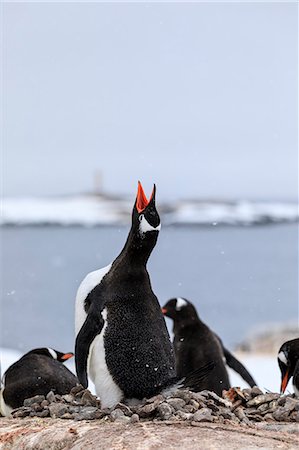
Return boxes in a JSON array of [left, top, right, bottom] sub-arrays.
[[277, 339, 299, 393], [28, 348, 74, 363], [162, 297, 198, 322], [132, 181, 161, 239]]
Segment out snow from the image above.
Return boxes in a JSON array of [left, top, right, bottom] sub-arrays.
[[1, 196, 297, 226], [1, 348, 293, 396]]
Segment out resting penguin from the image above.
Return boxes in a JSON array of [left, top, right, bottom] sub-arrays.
[[75, 182, 213, 408], [278, 338, 299, 396], [0, 348, 78, 417], [162, 297, 257, 396]]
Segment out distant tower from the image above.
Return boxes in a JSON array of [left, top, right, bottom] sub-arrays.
[[93, 170, 103, 195]]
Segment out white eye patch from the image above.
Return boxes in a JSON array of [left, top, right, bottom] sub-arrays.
[[176, 297, 187, 311], [48, 348, 57, 359], [139, 214, 161, 235], [278, 351, 288, 365]]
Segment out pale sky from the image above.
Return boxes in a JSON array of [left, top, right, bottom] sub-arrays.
[[2, 1, 298, 201]]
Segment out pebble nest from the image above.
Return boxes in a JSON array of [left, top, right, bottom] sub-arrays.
[[9, 385, 299, 425]]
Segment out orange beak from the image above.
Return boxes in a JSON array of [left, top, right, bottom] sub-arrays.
[[136, 181, 155, 213], [280, 369, 290, 393], [161, 308, 167, 315], [61, 352, 74, 361]]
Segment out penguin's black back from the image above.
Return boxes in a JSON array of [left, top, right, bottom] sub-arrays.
[[3, 354, 78, 410], [174, 320, 230, 395], [101, 264, 176, 399]]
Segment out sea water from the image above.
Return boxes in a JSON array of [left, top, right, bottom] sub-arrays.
[[1, 224, 297, 353]]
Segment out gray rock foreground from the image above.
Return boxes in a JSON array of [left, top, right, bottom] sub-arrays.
[[1, 386, 298, 449]]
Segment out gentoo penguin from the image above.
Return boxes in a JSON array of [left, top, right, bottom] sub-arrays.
[[278, 338, 299, 396], [162, 297, 257, 396], [0, 348, 78, 417], [75, 182, 213, 408]]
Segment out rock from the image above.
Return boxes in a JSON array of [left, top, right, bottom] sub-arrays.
[[206, 400, 219, 413], [35, 410, 50, 418], [174, 390, 193, 402], [175, 410, 194, 421], [62, 394, 75, 404], [48, 403, 69, 418], [60, 412, 74, 420], [207, 391, 231, 408], [70, 384, 85, 396], [75, 407, 99, 421], [217, 407, 235, 420], [157, 403, 173, 420], [40, 400, 49, 408], [137, 401, 160, 418], [250, 387, 264, 397], [46, 391, 56, 403], [130, 414, 140, 423], [290, 411, 299, 422], [23, 395, 45, 407], [114, 403, 133, 417], [110, 408, 125, 421], [284, 397, 299, 413], [247, 393, 280, 407], [277, 395, 287, 406], [188, 399, 200, 410], [167, 398, 186, 411], [146, 394, 164, 404], [12, 407, 32, 418], [81, 391, 98, 407], [193, 408, 213, 422], [264, 413, 275, 422], [114, 416, 131, 424], [272, 407, 291, 422], [242, 389, 253, 401], [190, 392, 206, 403]]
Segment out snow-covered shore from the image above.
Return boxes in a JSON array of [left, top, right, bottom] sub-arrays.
[[0, 347, 291, 395], [1, 195, 298, 227]]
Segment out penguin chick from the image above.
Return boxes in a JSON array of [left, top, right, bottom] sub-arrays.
[[162, 297, 257, 396]]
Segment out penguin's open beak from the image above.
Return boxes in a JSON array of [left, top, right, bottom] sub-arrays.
[[280, 369, 290, 393], [136, 181, 156, 213], [61, 352, 74, 361], [161, 308, 167, 315]]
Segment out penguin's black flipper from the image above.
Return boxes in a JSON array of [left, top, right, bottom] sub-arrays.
[[75, 309, 104, 389], [222, 347, 257, 387], [181, 361, 215, 391]]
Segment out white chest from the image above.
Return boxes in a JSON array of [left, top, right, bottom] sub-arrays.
[[87, 309, 123, 408], [75, 263, 112, 335]]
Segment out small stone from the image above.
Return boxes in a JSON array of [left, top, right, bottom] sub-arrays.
[[290, 411, 299, 422], [137, 401, 159, 418], [218, 406, 235, 420], [167, 398, 186, 411], [247, 393, 279, 407], [75, 407, 99, 420], [35, 410, 50, 418], [146, 394, 164, 404], [40, 400, 49, 408], [190, 392, 206, 403], [157, 403, 173, 420], [70, 385, 85, 396], [62, 394, 75, 404], [250, 387, 264, 397], [130, 413, 140, 423], [234, 407, 246, 421], [174, 390, 192, 402], [277, 395, 287, 406], [257, 403, 270, 413], [207, 391, 231, 408], [60, 412, 74, 419], [114, 403, 133, 417], [46, 391, 56, 403], [284, 397, 299, 413], [175, 410, 193, 421], [188, 399, 200, 410], [193, 408, 213, 422], [242, 389, 253, 401], [110, 408, 125, 421], [264, 413, 275, 422], [48, 403, 69, 418], [81, 391, 97, 407], [272, 407, 291, 422], [206, 400, 219, 413], [23, 395, 45, 407], [12, 407, 32, 418], [114, 416, 130, 424]]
